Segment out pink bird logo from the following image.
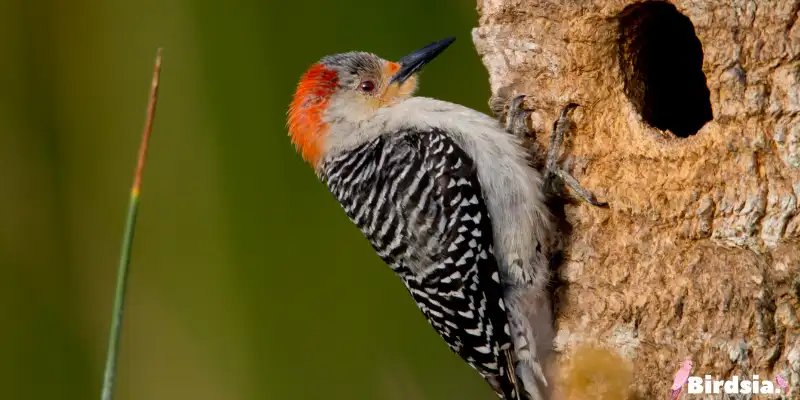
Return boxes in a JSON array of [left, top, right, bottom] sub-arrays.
[[669, 360, 693, 399], [775, 374, 788, 391]]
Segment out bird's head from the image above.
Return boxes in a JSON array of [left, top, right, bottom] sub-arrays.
[[680, 360, 693, 369], [287, 37, 455, 166]]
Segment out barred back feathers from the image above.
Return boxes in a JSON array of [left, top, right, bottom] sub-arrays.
[[320, 129, 524, 399]]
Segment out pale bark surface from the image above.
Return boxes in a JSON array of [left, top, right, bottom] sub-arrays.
[[472, 0, 800, 398]]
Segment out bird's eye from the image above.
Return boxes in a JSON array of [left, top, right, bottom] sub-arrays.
[[360, 80, 375, 92]]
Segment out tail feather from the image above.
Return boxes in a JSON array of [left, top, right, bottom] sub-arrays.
[[504, 308, 547, 400], [483, 350, 523, 399], [512, 334, 547, 400]]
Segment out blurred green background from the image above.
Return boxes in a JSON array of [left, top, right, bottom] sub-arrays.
[[0, 0, 496, 398]]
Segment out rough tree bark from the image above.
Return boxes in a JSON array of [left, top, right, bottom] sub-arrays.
[[472, 0, 800, 399]]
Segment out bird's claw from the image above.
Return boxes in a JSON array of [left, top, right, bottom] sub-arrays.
[[548, 167, 608, 207], [500, 94, 606, 207], [504, 94, 534, 138], [543, 103, 607, 208]]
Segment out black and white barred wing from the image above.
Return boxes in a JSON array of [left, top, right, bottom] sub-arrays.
[[321, 129, 521, 399]]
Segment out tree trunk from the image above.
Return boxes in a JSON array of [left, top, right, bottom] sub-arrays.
[[471, 1, 800, 398]]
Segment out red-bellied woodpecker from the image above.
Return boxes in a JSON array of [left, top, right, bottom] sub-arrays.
[[287, 37, 604, 399]]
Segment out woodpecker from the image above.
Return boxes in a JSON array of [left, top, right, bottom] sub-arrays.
[[287, 37, 604, 399]]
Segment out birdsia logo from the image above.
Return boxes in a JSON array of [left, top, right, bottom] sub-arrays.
[[669, 359, 791, 398], [685, 375, 787, 395]]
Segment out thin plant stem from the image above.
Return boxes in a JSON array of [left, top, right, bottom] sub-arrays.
[[100, 48, 163, 400]]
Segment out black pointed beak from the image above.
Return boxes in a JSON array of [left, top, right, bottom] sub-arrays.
[[389, 37, 455, 85]]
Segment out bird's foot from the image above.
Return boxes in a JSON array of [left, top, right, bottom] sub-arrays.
[[504, 94, 533, 139], [543, 103, 607, 208], [502, 95, 606, 207]]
